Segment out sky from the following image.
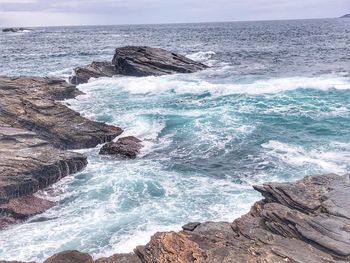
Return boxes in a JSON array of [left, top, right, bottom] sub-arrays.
[[0, 0, 349, 27]]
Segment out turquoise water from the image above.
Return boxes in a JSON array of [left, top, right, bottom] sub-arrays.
[[0, 19, 350, 261]]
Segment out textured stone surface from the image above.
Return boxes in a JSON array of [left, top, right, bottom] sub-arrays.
[[43, 250, 93, 263], [0, 76, 123, 149], [70, 46, 209, 84], [112, 46, 209, 77], [0, 76, 123, 228], [99, 136, 143, 159], [69, 62, 118, 85], [133, 174, 350, 262]]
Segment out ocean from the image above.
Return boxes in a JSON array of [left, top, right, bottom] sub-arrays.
[[0, 19, 350, 261]]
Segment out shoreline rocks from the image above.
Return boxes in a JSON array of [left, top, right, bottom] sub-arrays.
[[30, 173, 350, 263], [70, 46, 209, 84], [0, 76, 123, 228]]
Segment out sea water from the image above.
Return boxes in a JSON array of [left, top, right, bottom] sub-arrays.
[[0, 19, 350, 261]]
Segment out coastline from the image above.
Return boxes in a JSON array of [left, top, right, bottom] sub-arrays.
[[1, 46, 349, 262]]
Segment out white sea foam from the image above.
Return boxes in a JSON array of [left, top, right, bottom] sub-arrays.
[[262, 140, 350, 174], [81, 74, 350, 97], [186, 51, 216, 63]]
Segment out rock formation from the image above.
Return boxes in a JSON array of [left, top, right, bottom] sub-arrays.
[[31, 173, 350, 263], [340, 14, 350, 18], [99, 136, 143, 159], [0, 76, 123, 228], [2, 28, 31, 33], [70, 46, 208, 84]]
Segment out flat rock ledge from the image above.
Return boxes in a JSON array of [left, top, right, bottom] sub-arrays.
[[7, 173, 349, 263], [0, 76, 123, 228], [69, 46, 209, 84]]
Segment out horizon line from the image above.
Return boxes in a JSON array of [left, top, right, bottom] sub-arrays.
[[1, 16, 346, 29]]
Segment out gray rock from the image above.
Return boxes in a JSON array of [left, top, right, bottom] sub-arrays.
[[112, 46, 209, 77], [99, 136, 143, 159], [0, 76, 123, 149], [69, 62, 118, 85], [70, 46, 209, 84]]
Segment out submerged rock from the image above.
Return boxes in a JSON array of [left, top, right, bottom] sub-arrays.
[[70, 46, 209, 84], [99, 136, 143, 159]]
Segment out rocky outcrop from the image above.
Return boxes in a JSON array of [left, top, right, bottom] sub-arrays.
[[24, 173, 350, 263], [0, 76, 123, 149], [340, 14, 350, 18], [70, 46, 208, 84], [99, 136, 143, 159], [112, 46, 209, 77], [0, 76, 123, 228], [133, 173, 350, 263], [2, 28, 31, 33], [69, 62, 118, 85]]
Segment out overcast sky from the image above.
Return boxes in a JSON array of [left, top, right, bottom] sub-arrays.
[[0, 0, 349, 27]]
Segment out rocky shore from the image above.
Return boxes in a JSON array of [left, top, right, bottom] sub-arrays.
[[0, 46, 207, 229], [3, 173, 348, 262], [1, 47, 349, 262]]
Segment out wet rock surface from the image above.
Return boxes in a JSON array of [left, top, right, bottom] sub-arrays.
[[0, 76, 123, 228], [20, 173, 350, 263], [112, 46, 209, 77], [99, 136, 143, 159], [0, 76, 123, 149], [71, 46, 208, 84]]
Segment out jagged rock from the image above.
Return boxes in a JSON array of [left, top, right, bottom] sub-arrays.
[[0, 195, 54, 228], [69, 62, 118, 85], [0, 76, 123, 149], [112, 46, 209, 77], [99, 136, 143, 159], [43, 250, 93, 263], [95, 253, 141, 263], [70, 46, 208, 84], [133, 174, 350, 262], [0, 124, 87, 227], [0, 76, 123, 228], [2, 28, 31, 33]]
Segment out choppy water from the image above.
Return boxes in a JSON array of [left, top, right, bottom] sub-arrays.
[[0, 19, 350, 261]]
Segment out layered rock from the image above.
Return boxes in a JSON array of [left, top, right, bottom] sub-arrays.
[[70, 46, 208, 84], [2, 28, 31, 33], [99, 136, 143, 159], [30, 173, 350, 263], [0, 76, 123, 228], [0, 76, 123, 149], [112, 46, 209, 77]]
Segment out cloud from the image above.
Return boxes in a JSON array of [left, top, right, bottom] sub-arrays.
[[0, 0, 348, 27]]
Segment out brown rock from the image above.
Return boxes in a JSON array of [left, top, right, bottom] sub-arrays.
[[44, 250, 93, 263], [95, 253, 141, 263], [99, 136, 143, 159]]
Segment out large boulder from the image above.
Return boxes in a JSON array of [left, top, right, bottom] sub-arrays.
[[112, 46, 209, 77], [70, 46, 209, 84], [99, 136, 143, 159]]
